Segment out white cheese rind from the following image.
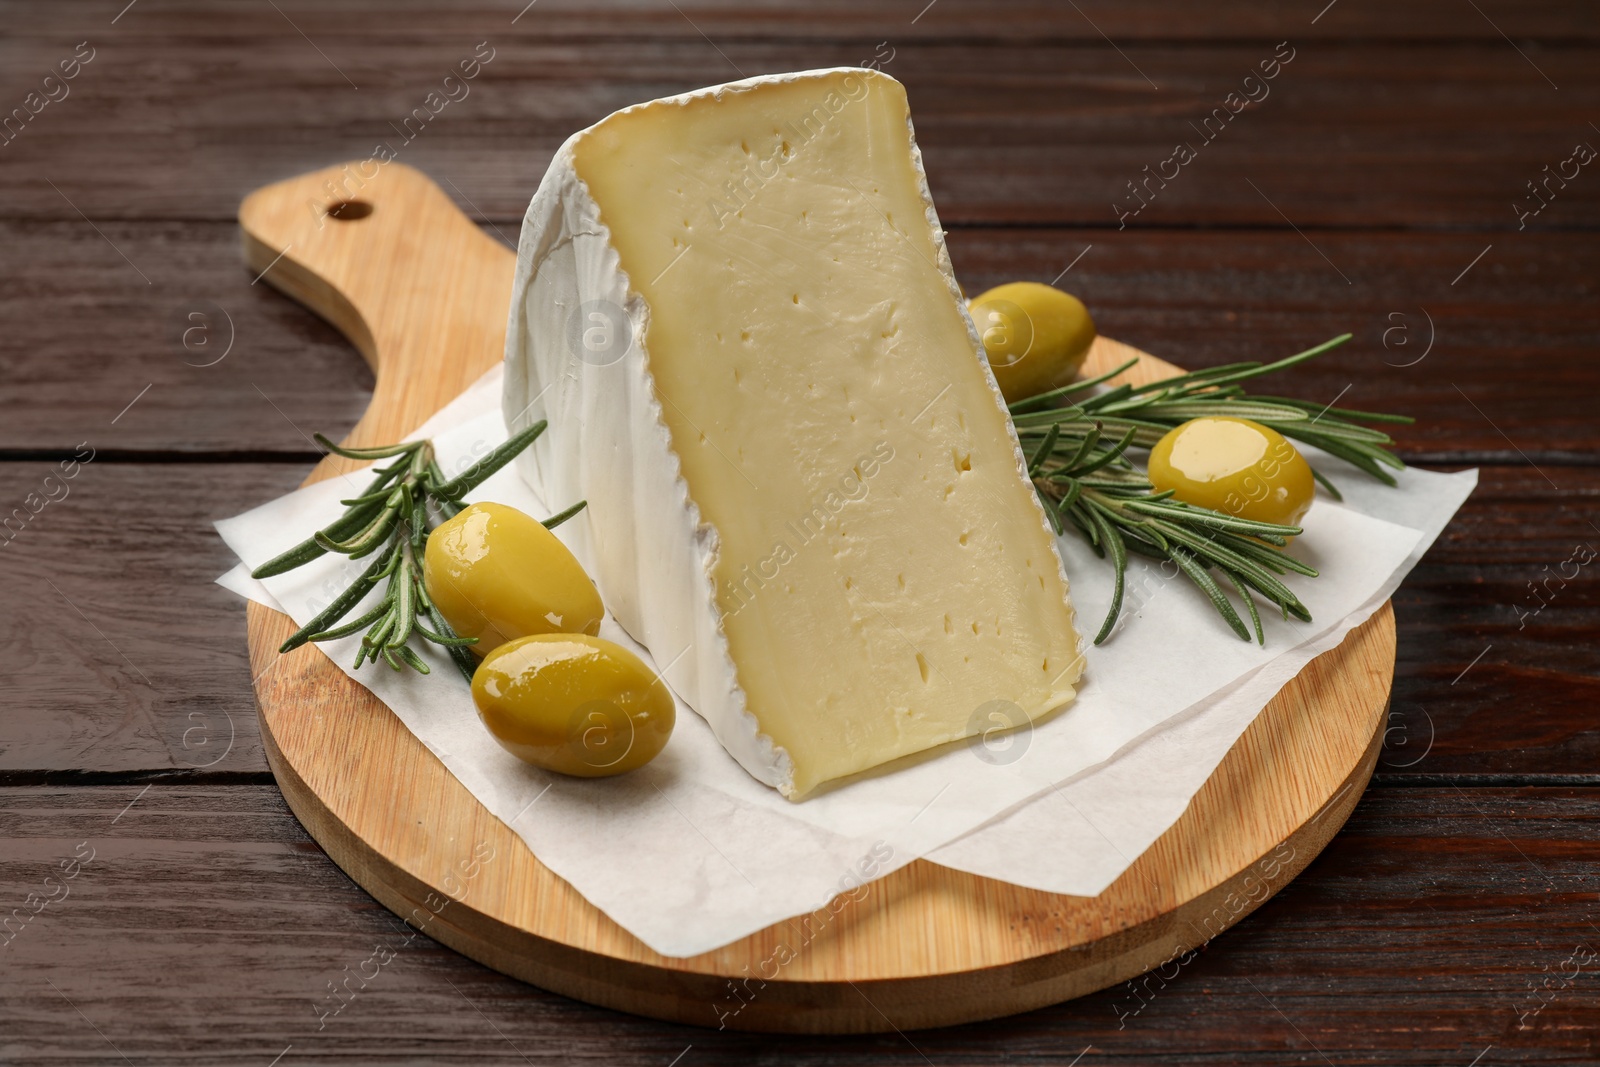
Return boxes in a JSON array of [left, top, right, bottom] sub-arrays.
[[504, 68, 1080, 798], [502, 122, 791, 793]]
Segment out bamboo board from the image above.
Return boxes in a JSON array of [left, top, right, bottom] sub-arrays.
[[240, 161, 1394, 1033]]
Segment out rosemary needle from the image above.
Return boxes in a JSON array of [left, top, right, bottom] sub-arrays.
[[253, 424, 585, 682]]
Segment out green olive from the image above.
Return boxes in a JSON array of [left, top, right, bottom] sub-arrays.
[[1148, 417, 1315, 528], [424, 501, 603, 659], [967, 281, 1097, 403], [472, 634, 675, 777]]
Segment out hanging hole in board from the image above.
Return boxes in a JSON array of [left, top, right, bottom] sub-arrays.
[[327, 200, 374, 221]]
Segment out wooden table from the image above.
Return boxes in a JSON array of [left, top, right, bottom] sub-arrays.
[[3, 2, 1596, 1062]]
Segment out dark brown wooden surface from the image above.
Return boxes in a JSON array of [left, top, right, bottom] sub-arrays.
[[6, 36, 1598, 228], [4, 785, 1598, 1064], [5, 224, 1597, 455], [2, 0, 1597, 1061]]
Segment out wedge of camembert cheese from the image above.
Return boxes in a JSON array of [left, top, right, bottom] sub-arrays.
[[504, 68, 1082, 799]]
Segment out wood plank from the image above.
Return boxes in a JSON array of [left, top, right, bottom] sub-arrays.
[[2, 222, 1595, 456], [0, 460, 1592, 779], [2, 783, 1596, 1060], [952, 230, 1600, 464], [7, 0, 1597, 45], [0, 463, 295, 776], [1387, 466, 1600, 781], [0, 218, 378, 455], [2, 36, 1595, 226]]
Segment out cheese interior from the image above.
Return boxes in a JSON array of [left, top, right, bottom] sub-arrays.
[[572, 69, 1081, 797]]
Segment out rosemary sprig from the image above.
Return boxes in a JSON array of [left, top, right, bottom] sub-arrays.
[[1016, 334, 1412, 644], [1013, 333, 1412, 498], [251, 423, 585, 682]]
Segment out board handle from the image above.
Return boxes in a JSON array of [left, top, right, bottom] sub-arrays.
[[239, 161, 517, 459]]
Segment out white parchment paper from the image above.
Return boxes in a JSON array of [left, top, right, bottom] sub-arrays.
[[216, 366, 1475, 957]]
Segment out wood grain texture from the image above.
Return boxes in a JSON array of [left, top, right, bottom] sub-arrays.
[[4, 783, 1597, 1064], [4, 223, 1597, 456], [237, 164, 513, 455], [2, 35, 1594, 227], [232, 162, 1396, 1030], [8, 0, 1598, 44], [0, 460, 298, 776]]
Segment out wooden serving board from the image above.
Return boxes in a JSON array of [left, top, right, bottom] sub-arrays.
[[240, 162, 1394, 1034]]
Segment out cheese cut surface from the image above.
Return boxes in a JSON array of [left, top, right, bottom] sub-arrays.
[[505, 68, 1081, 798]]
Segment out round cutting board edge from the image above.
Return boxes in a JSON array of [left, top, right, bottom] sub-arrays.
[[252, 602, 1389, 1033]]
